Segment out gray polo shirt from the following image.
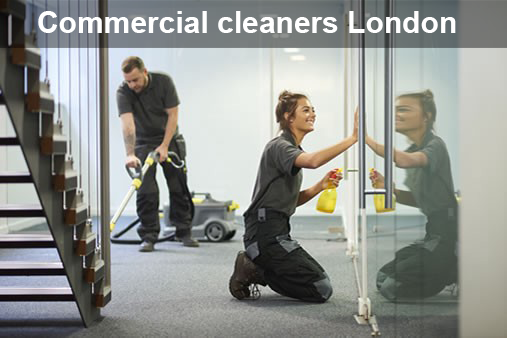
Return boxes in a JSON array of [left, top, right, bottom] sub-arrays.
[[404, 131, 456, 217], [244, 130, 304, 217], [116, 72, 180, 145]]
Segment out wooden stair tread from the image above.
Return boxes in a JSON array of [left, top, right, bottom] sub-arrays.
[[0, 234, 55, 248], [0, 287, 72, 294], [76, 232, 96, 256], [0, 261, 63, 268], [0, 233, 51, 238], [41, 134, 67, 155], [0, 204, 44, 217], [0, 171, 32, 183], [0, 137, 19, 146], [0, 261, 65, 275], [0, 204, 42, 208], [54, 169, 78, 180], [26, 88, 55, 114], [11, 37, 41, 70], [65, 202, 88, 226], [0, 287, 75, 301], [53, 169, 78, 192], [84, 259, 105, 283], [73, 203, 88, 212], [53, 134, 67, 142], [27, 82, 54, 114]]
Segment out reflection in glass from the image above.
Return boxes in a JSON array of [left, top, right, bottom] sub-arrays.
[[367, 90, 458, 302]]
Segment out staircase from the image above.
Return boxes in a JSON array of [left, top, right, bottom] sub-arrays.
[[0, 0, 110, 327]]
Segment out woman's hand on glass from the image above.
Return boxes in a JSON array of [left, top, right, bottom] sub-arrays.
[[352, 106, 359, 141]]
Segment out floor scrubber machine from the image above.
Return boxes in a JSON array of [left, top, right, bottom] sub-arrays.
[[162, 192, 239, 242], [110, 151, 238, 244]]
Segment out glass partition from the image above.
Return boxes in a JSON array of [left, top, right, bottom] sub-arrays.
[[364, 17, 460, 337]]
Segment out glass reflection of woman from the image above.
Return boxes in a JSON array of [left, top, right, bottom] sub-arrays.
[[367, 90, 458, 301]]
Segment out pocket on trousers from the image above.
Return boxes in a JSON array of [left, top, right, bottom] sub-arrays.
[[173, 134, 187, 159], [243, 224, 258, 243], [276, 234, 301, 253]]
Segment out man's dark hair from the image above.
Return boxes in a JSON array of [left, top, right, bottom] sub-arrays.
[[121, 56, 145, 73]]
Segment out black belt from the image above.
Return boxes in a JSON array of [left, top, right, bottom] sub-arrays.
[[428, 207, 458, 221], [245, 208, 288, 223]]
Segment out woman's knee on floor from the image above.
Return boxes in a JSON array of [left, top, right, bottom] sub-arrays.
[[378, 277, 400, 301], [313, 277, 333, 302], [376, 270, 388, 290]]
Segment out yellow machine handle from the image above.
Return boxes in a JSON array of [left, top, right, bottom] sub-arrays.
[[111, 150, 188, 232], [228, 202, 240, 212]]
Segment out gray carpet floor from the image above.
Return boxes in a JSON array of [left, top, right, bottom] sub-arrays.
[[0, 216, 458, 337]]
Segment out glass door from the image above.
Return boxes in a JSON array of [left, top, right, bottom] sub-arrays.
[[355, 0, 460, 335]]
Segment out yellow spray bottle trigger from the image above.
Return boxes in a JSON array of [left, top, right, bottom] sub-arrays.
[[327, 168, 341, 188]]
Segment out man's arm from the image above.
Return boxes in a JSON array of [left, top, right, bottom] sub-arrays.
[[366, 136, 428, 168], [155, 106, 178, 162], [120, 113, 140, 167]]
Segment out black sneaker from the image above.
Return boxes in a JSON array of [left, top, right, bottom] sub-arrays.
[[139, 241, 154, 252]]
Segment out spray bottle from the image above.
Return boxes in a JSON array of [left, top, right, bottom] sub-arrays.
[[370, 168, 396, 213], [316, 168, 342, 213]]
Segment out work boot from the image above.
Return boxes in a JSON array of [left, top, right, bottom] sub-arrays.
[[180, 235, 200, 247], [175, 229, 200, 247], [139, 241, 154, 252], [229, 251, 266, 300]]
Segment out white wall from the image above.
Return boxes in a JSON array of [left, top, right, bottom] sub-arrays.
[[271, 48, 347, 215], [39, 0, 102, 217], [108, 48, 269, 216], [0, 108, 43, 233], [1, 46, 460, 221], [459, 48, 507, 337], [107, 47, 459, 217], [108, 48, 349, 216]]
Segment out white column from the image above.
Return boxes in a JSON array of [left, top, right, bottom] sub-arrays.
[[459, 48, 507, 337]]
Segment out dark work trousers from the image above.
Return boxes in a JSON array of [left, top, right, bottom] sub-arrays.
[[244, 213, 333, 303], [135, 135, 193, 243], [376, 211, 458, 301]]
